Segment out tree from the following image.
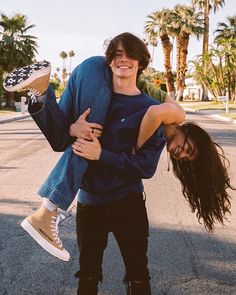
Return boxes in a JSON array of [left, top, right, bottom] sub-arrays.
[[61, 68, 68, 88], [59, 51, 68, 71], [68, 50, 75, 75], [190, 48, 226, 100], [214, 15, 236, 100], [172, 5, 204, 100], [192, 0, 225, 99], [0, 13, 38, 109], [190, 15, 236, 102], [145, 9, 176, 98], [192, 0, 225, 54]]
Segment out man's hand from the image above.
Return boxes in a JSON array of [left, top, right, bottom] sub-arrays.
[[72, 132, 102, 160], [69, 108, 103, 140]]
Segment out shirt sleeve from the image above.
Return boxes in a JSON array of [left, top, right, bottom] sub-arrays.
[[99, 126, 166, 179], [137, 78, 167, 103]]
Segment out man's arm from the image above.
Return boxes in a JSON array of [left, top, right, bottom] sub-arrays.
[[69, 108, 102, 140], [72, 127, 166, 179]]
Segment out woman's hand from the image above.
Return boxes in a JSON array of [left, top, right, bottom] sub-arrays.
[[72, 131, 102, 160]]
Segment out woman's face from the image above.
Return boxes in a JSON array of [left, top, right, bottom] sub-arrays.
[[167, 128, 198, 161]]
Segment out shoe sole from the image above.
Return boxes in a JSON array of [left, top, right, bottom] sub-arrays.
[[21, 219, 70, 262], [3, 62, 51, 92]]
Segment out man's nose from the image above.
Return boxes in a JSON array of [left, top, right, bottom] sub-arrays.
[[120, 53, 128, 61]]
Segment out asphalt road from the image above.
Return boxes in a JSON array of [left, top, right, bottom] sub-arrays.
[[0, 112, 236, 295]]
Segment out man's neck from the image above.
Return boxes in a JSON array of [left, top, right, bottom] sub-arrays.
[[112, 76, 141, 96]]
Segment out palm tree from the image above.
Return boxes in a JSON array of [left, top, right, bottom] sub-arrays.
[[192, 0, 225, 99], [0, 13, 38, 109], [172, 5, 204, 100], [214, 15, 236, 100], [59, 51, 68, 71], [143, 32, 158, 68], [68, 50, 75, 75], [192, 0, 225, 54], [61, 68, 68, 88], [145, 9, 175, 98]]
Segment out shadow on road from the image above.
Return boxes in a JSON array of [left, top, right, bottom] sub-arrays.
[[0, 213, 235, 295]]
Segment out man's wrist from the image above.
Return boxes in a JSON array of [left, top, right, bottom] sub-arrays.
[[69, 123, 76, 137]]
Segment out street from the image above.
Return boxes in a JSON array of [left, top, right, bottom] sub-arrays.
[[0, 112, 236, 295]]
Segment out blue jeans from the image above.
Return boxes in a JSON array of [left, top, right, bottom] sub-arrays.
[[75, 192, 151, 294], [29, 57, 112, 210]]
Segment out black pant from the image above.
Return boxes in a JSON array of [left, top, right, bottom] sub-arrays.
[[75, 192, 150, 293]]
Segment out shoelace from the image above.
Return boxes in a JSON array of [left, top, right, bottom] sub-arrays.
[[27, 88, 41, 104], [50, 215, 63, 248], [49, 204, 76, 249]]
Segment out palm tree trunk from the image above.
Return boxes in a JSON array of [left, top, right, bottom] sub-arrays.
[[202, 0, 210, 55], [202, 0, 210, 100], [176, 35, 189, 101], [5, 91, 16, 110], [161, 34, 175, 98], [226, 53, 232, 101], [0, 67, 3, 110], [151, 45, 155, 68]]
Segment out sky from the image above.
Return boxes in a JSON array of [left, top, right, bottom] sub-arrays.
[[0, 0, 235, 73]]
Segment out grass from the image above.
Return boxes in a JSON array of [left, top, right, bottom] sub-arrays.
[[180, 100, 236, 110], [179, 101, 236, 120], [0, 110, 14, 116]]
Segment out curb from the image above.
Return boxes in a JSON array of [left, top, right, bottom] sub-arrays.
[[0, 114, 31, 124], [183, 107, 236, 124], [1, 108, 236, 125]]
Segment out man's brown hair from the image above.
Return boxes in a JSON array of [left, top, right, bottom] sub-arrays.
[[104, 32, 151, 77]]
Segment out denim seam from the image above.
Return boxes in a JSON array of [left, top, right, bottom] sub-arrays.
[[28, 97, 46, 116], [39, 183, 72, 202]]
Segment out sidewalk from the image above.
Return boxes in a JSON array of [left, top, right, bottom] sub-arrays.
[[0, 110, 30, 124], [1, 106, 236, 125], [183, 106, 236, 124]]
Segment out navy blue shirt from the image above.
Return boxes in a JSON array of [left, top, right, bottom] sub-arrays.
[[78, 92, 166, 204]]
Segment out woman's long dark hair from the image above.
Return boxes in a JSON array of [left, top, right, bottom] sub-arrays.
[[170, 122, 235, 232]]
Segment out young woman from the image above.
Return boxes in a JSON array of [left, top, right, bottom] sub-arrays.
[[137, 106, 234, 232]]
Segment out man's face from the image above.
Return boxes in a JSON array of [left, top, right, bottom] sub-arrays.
[[109, 42, 140, 80], [167, 128, 198, 161]]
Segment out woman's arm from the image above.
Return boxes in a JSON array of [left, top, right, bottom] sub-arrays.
[[137, 99, 185, 149]]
